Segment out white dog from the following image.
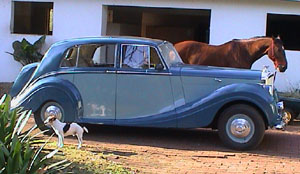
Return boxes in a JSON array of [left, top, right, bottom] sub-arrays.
[[44, 116, 88, 149]]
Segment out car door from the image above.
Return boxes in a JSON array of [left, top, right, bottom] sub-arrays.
[[72, 43, 117, 122], [116, 44, 176, 127]]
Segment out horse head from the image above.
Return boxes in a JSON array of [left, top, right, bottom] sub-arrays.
[[267, 36, 287, 72]]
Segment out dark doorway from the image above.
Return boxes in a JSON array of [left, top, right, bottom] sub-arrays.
[[106, 6, 211, 44], [266, 13, 300, 51]]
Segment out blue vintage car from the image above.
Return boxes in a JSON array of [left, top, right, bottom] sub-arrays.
[[11, 36, 286, 150]]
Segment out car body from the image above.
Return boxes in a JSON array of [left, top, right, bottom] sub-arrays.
[[279, 95, 300, 123], [11, 36, 286, 150]]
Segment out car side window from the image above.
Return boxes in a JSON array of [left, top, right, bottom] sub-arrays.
[[121, 45, 163, 69], [150, 47, 162, 69], [77, 44, 116, 67], [61, 47, 77, 67]]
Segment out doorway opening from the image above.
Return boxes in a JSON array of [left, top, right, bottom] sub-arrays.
[[106, 6, 211, 44]]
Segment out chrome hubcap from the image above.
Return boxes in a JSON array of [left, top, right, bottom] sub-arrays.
[[44, 105, 62, 121], [226, 114, 255, 143], [230, 119, 251, 138]]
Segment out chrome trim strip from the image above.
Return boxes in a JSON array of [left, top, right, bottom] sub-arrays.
[[214, 78, 222, 82], [41, 70, 171, 76], [105, 70, 115, 73], [36, 70, 171, 81], [116, 71, 171, 75], [33, 70, 114, 82], [61, 70, 113, 74]]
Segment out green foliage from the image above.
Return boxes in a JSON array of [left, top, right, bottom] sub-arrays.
[[0, 94, 68, 174], [6, 36, 46, 66], [45, 143, 134, 174]]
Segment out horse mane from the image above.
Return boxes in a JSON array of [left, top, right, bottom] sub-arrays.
[[232, 36, 271, 43]]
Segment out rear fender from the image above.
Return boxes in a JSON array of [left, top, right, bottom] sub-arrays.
[[10, 63, 39, 98], [12, 77, 83, 122]]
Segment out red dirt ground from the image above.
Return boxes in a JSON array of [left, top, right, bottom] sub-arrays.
[[27, 117, 300, 174]]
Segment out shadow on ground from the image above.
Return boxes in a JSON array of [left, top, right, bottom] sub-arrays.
[[78, 122, 300, 159]]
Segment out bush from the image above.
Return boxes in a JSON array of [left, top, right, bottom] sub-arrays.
[[0, 95, 68, 174], [6, 36, 46, 66]]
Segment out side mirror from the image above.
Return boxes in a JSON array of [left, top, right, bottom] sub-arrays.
[[155, 64, 164, 71]]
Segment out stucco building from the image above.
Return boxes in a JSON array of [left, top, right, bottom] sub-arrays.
[[1, 0, 300, 91]]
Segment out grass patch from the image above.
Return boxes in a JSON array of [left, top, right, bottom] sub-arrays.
[[44, 142, 135, 174]]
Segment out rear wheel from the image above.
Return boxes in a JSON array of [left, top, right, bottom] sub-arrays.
[[34, 101, 65, 133], [218, 104, 265, 150]]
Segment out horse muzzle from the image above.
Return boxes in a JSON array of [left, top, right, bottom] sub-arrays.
[[278, 64, 287, 72]]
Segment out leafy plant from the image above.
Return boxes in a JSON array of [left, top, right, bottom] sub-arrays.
[[6, 36, 46, 66], [0, 94, 69, 174]]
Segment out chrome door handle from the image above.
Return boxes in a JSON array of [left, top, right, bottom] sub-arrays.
[[214, 78, 222, 82]]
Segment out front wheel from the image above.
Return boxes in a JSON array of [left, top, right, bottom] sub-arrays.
[[34, 101, 65, 133], [218, 104, 265, 150]]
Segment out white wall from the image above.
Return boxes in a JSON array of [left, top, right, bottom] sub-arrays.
[[1, 0, 300, 92], [0, 0, 103, 82], [207, 0, 300, 92], [102, 0, 300, 92], [0, 0, 23, 82]]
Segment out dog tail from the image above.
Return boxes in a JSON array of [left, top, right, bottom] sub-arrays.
[[83, 127, 89, 133]]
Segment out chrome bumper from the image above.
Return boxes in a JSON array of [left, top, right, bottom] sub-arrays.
[[274, 101, 290, 130]]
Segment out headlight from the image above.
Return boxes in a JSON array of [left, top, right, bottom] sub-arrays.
[[261, 66, 276, 96], [261, 66, 275, 86]]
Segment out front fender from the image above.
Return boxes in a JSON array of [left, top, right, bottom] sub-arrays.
[[177, 83, 279, 128], [11, 77, 83, 122]]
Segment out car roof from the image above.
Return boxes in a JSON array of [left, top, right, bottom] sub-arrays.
[[30, 36, 168, 82], [53, 36, 166, 47]]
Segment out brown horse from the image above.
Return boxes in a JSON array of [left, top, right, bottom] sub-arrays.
[[174, 36, 287, 72]]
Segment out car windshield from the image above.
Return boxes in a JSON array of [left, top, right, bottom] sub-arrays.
[[159, 42, 183, 67]]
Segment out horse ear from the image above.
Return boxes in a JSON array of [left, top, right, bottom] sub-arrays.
[[276, 35, 281, 40], [271, 36, 275, 40]]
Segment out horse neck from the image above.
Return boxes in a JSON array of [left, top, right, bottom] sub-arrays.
[[243, 38, 272, 65]]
